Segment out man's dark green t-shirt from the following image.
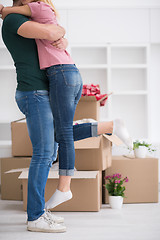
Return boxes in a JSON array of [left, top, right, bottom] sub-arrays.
[[2, 13, 49, 91]]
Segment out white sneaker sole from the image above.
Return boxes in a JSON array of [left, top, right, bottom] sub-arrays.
[[26, 218, 64, 224], [27, 226, 66, 233]]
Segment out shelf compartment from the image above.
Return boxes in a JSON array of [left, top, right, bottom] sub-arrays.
[[111, 47, 147, 65], [0, 123, 11, 141], [112, 91, 148, 95], [71, 47, 107, 65], [77, 64, 108, 69], [0, 66, 15, 70], [0, 48, 14, 66], [0, 140, 12, 146], [0, 30, 4, 47], [111, 64, 147, 69], [100, 102, 110, 121], [79, 69, 108, 94], [0, 71, 24, 122], [111, 95, 148, 139], [111, 68, 147, 91]]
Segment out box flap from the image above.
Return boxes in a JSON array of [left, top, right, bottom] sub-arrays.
[[74, 136, 101, 149], [11, 118, 26, 124], [18, 169, 99, 179], [103, 134, 123, 146], [96, 95, 107, 102], [74, 134, 123, 149], [18, 170, 28, 179], [5, 168, 29, 174], [80, 92, 112, 103], [48, 170, 99, 179]]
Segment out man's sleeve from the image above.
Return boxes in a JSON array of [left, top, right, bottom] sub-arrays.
[[3, 13, 29, 34]]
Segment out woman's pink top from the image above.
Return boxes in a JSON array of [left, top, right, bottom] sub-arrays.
[[28, 1, 74, 69]]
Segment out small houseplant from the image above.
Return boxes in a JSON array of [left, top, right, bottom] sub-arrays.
[[104, 173, 129, 209], [133, 140, 156, 158]]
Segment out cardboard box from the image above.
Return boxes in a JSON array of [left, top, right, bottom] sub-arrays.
[[11, 118, 122, 165], [74, 96, 106, 121], [74, 134, 123, 171], [11, 119, 32, 157], [19, 169, 102, 212], [104, 156, 159, 203], [1, 157, 31, 200]]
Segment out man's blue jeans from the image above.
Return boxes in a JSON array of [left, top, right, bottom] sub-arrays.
[[15, 89, 97, 221]]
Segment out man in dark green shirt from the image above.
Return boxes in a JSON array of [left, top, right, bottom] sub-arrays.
[[1, 0, 66, 233], [2, 13, 49, 91], [2, 9, 65, 91]]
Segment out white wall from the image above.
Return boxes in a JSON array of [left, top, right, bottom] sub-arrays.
[[53, 0, 160, 8], [2, 0, 160, 7]]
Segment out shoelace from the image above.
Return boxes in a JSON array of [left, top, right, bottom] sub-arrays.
[[42, 212, 57, 227], [45, 210, 57, 221]]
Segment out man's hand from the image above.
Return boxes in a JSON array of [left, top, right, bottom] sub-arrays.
[[47, 24, 65, 41], [52, 38, 68, 50]]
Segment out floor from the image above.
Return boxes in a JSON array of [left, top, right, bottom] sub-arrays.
[[0, 194, 160, 240]]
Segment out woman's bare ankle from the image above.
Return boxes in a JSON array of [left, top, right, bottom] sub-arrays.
[[97, 121, 113, 135], [110, 121, 113, 133], [57, 186, 70, 192]]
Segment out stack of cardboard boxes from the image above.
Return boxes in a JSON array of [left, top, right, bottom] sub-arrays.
[[1, 96, 120, 211], [1, 96, 159, 210]]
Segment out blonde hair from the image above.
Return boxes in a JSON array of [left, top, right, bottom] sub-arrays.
[[40, 0, 59, 18]]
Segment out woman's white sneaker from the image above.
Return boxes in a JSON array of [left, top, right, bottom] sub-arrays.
[[27, 212, 66, 233], [113, 118, 133, 150]]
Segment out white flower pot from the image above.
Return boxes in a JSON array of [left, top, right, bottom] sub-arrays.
[[134, 146, 147, 158], [109, 196, 123, 209]]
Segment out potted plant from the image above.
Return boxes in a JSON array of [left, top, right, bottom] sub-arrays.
[[133, 140, 156, 158], [104, 173, 129, 209]]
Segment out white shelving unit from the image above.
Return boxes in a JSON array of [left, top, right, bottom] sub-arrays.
[[70, 44, 149, 139], [0, 38, 24, 144], [0, 15, 150, 141]]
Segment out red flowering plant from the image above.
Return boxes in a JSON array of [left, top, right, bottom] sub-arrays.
[[104, 173, 129, 197]]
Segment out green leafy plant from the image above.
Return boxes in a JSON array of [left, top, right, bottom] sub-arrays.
[[104, 173, 129, 198], [133, 140, 156, 152]]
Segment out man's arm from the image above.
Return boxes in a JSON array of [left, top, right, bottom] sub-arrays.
[[2, 5, 31, 19], [17, 21, 65, 42], [1, 9, 65, 42]]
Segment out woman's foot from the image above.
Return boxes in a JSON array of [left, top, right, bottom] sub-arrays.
[[45, 189, 73, 210], [113, 118, 133, 150]]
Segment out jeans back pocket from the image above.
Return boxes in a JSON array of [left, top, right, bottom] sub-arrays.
[[62, 70, 82, 87], [15, 96, 28, 116]]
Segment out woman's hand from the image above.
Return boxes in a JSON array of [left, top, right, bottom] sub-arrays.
[[0, 4, 4, 18], [52, 38, 68, 50], [0, 4, 4, 12], [0, 7, 11, 20]]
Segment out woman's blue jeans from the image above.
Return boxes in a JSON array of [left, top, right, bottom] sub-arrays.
[[15, 88, 97, 221], [47, 64, 93, 176]]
